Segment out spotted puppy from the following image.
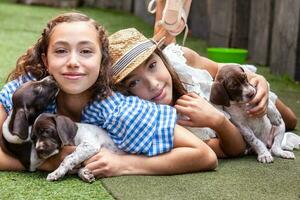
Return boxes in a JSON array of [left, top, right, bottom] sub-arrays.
[[31, 113, 123, 182], [1, 76, 58, 170], [210, 64, 297, 163]]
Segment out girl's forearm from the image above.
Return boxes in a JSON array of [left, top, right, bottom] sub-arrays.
[[0, 105, 25, 171], [0, 148, 25, 171], [118, 147, 216, 176], [119, 124, 217, 175], [211, 116, 246, 157]]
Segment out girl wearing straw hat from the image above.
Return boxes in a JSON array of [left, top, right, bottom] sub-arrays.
[[109, 28, 297, 158]]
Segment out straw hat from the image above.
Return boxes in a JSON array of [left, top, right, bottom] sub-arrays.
[[109, 28, 161, 83]]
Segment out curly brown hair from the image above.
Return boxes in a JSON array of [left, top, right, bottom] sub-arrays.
[[114, 48, 187, 104], [8, 12, 112, 100]]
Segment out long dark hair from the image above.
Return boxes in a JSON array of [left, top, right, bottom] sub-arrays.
[[7, 12, 112, 100]]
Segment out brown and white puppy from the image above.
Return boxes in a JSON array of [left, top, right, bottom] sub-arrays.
[[1, 76, 59, 170], [210, 64, 297, 163], [31, 113, 122, 183]]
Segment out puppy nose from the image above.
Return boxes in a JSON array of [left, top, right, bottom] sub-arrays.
[[36, 148, 46, 154]]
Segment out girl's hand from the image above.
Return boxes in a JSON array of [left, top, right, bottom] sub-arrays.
[[247, 74, 269, 117], [84, 148, 124, 178], [174, 93, 224, 129]]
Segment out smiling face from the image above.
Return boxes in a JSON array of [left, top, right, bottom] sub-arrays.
[[42, 21, 102, 95], [122, 53, 174, 105]]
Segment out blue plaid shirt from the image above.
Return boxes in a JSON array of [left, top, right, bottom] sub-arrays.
[[0, 75, 176, 156]]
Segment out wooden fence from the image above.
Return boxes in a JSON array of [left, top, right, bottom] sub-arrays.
[[17, 0, 300, 81]]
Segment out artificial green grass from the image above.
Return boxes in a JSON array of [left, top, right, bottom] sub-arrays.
[[0, 171, 113, 200], [102, 151, 300, 200], [0, 1, 300, 200]]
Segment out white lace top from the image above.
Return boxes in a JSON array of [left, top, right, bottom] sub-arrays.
[[163, 44, 213, 100], [162, 44, 217, 140]]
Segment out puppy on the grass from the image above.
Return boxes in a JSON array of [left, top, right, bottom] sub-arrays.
[[31, 113, 123, 183], [210, 64, 300, 163], [1, 76, 59, 171]]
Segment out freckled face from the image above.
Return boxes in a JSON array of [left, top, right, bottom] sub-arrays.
[[43, 21, 102, 95], [123, 53, 173, 105]]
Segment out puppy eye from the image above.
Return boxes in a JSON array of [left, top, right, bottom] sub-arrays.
[[31, 134, 36, 141], [229, 81, 238, 88]]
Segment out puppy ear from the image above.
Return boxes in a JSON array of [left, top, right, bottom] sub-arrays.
[[210, 82, 230, 107], [9, 108, 29, 140], [53, 115, 78, 145]]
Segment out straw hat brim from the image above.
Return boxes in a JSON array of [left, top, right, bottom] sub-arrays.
[[113, 44, 157, 83]]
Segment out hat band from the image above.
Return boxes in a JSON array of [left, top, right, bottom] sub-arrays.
[[112, 40, 156, 76]]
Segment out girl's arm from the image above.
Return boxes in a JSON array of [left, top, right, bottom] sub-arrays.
[[0, 103, 25, 171], [83, 125, 217, 177]]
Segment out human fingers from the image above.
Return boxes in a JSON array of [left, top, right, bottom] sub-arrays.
[[249, 75, 269, 104], [248, 88, 265, 105], [248, 92, 268, 116], [175, 98, 192, 108], [84, 152, 103, 166], [186, 92, 200, 99], [174, 104, 192, 115], [175, 104, 201, 127], [91, 169, 109, 178], [248, 102, 267, 118], [178, 93, 200, 100], [85, 159, 106, 171], [176, 118, 195, 127], [176, 93, 203, 107]]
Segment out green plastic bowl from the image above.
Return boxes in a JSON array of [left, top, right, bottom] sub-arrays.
[[207, 48, 248, 64]]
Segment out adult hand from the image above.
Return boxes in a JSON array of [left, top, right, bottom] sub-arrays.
[[174, 93, 224, 129], [247, 74, 269, 117], [84, 148, 124, 178]]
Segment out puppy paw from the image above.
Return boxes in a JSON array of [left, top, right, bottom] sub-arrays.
[[47, 171, 63, 181], [47, 173, 59, 181], [271, 146, 295, 159], [279, 150, 295, 159], [78, 168, 95, 183], [257, 153, 274, 163]]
